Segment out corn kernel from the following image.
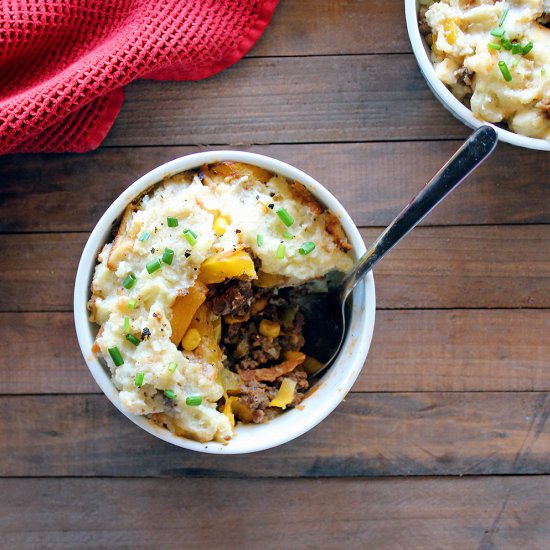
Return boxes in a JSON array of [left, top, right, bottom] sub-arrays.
[[284, 350, 306, 363], [443, 20, 459, 45], [213, 215, 230, 236], [259, 319, 281, 338], [182, 328, 202, 351]]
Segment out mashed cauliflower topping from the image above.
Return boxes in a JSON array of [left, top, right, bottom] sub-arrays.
[[89, 163, 353, 443], [420, 0, 550, 140]]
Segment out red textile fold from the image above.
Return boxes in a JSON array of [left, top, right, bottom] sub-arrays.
[[0, 0, 278, 154]]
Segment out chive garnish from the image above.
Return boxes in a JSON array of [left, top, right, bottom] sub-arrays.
[[108, 346, 124, 367], [162, 248, 174, 265], [490, 28, 505, 38], [542, 67, 546, 76], [498, 60, 512, 81], [128, 298, 137, 309], [164, 389, 177, 399], [511, 43, 522, 54], [122, 273, 137, 290], [501, 38, 512, 50], [125, 333, 140, 346], [276, 243, 286, 259], [167, 216, 179, 228], [257, 234, 263, 247], [168, 362, 178, 373], [276, 208, 294, 227], [298, 241, 316, 255], [146, 258, 162, 274], [183, 228, 197, 246], [522, 42, 533, 55], [135, 371, 144, 387], [186, 395, 202, 406], [124, 315, 131, 334], [499, 8, 509, 27], [283, 231, 294, 239], [488, 43, 501, 50], [138, 232, 150, 242]]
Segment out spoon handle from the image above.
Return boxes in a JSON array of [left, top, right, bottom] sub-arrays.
[[340, 125, 498, 301]]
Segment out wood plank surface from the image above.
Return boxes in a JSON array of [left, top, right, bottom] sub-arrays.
[[251, 0, 411, 56], [3, 309, 550, 395], [2, 226, 550, 312], [1, 476, 548, 550], [102, 55, 468, 147], [2, 142, 549, 233], [2, 392, 549, 477]]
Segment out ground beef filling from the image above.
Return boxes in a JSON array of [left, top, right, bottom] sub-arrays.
[[207, 279, 309, 424]]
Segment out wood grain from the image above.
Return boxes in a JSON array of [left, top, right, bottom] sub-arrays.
[[2, 142, 549, 233], [251, 0, 411, 56], [3, 309, 550, 395], [2, 226, 550, 312], [1, 476, 548, 550], [2, 392, 549, 477], [102, 55, 468, 147]]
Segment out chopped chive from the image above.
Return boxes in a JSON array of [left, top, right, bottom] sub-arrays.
[[276, 243, 286, 259], [511, 43, 522, 54], [108, 346, 124, 367], [276, 208, 294, 227], [501, 38, 512, 50], [488, 42, 501, 50], [128, 298, 137, 309], [522, 42, 533, 55], [167, 216, 179, 228], [168, 362, 178, 373], [298, 241, 316, 255], [162, 248, 174, 265], [146, 258, 162, 274], [125, 333, 141, 346], [122, 273, 137, 290], [542, 67, 546, 76], [283, 231, 294, 239], [499, 7, 509, 27], [164, 389, 177, 399], [138, 232, 150, 242], [135, 371, 144, 387], [186, 395, 202, 406], [490, 28, 505, 38], [183, 228, 197, 246], [257, 234, 263, 247], [124, 315, 131, 333], [498, 60, 512, 81]]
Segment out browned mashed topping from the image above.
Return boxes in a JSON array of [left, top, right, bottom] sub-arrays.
[[89, 162, 353, 443]]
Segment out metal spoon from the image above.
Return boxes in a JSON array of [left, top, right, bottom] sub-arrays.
[[299, 125, 498, 377]]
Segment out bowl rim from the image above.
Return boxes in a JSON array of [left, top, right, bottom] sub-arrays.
[[74, 150, 376, 454], [405, 0, 550, 151]]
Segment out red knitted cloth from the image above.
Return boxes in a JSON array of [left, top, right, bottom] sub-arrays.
[[0, 0, 278, 154]]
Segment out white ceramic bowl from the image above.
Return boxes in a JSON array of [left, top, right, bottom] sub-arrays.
[[405, 0, 550, 151], [74, 151, 376, 454]]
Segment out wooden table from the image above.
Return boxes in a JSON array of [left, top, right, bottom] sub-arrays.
[[1, 2, 550, 548]]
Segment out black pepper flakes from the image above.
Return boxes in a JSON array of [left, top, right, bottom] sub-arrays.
[[150, 248, 155, 254], [141, 327, 151, 340], [235, 229, 241, 234], [268, 203, 274, 210], [255, 195, 260, 200], [184, 251, 191, 258], [269, 192, 275, 197]]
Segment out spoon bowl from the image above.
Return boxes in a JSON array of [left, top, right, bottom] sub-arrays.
[[302, 125, 498, 377]]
